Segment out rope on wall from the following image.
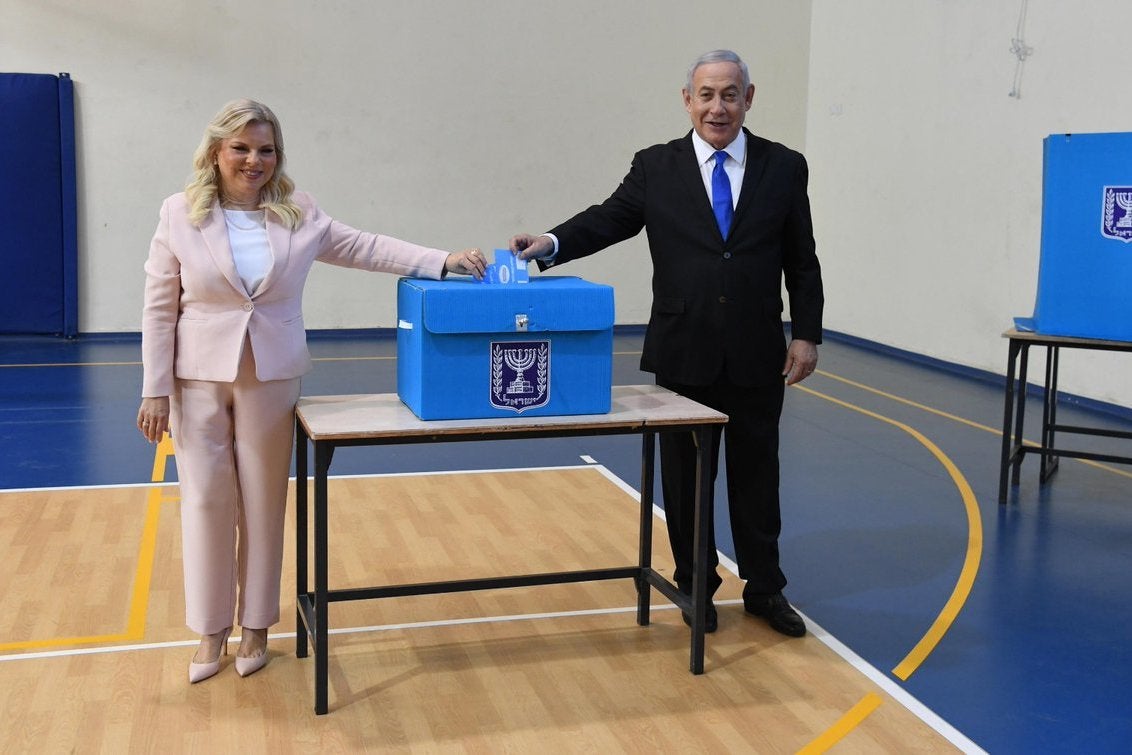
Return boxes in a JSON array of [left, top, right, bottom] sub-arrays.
[[1009, 0, 1033, 99]]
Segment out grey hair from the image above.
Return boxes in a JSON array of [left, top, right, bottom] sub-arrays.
[[685, 49, 751, 92]]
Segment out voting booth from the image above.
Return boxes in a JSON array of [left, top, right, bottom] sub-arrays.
[[397, 276, 615, 420], [1016, 132, 1132, 342]]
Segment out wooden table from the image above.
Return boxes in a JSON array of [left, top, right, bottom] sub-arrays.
[[998, 328, 1132, 503], [294, 384, 728, 714]]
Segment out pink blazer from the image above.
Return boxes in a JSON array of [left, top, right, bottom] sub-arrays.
[[141, 190, 449, 397]]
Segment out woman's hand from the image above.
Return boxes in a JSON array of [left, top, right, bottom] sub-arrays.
[[137, 396, 170, 443], [445, 248, 487, 280]]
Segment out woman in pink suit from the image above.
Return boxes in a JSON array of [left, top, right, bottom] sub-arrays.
[[136, 99, 486, 683]]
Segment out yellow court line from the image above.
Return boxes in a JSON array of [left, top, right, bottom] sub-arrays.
[[0, 632, 142, 652], [793, 384, 983, 681], [815, 369, 998, 434], [797, 693, 883, 754], [0, 434, 172, 652], [126, 433, 175, 637], [817, 369, 1132, 481]]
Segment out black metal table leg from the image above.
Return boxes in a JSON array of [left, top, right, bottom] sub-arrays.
[[999, 338, 1022, 503], [314, 441, 333, 715], [295, 419, 309, 659], [1040, 346, 1061, 482], [1010, 343, 1031, 488], [636, 432, 655, 627], [690, 425, 711, 675]]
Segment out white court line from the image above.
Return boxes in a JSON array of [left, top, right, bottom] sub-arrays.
[[0, 464, 591, 495], [805, 618, 986, 753], [0, 604, 687, 663], [299, 463, 593, 481], [0, 480, 179, 494], [587, 460, 984, 754], [2, 459, 984, 752]]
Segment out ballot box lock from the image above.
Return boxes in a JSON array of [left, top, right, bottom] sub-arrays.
[[515, 314, 529, 332]]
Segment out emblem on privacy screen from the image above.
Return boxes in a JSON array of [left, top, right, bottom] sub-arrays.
[[490, 341, 550, 412], [1102, 186, 1132, 242]]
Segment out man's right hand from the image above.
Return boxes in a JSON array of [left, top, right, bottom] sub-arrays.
[[508, 233, 555, 261]]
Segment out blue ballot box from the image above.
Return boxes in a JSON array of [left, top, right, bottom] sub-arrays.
[[396, 276, 615, 420], [1017, 132, 1132, 342]]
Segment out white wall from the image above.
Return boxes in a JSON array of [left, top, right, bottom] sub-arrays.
[[1, 0, 811, 331], [11, 1, 1127, 409], [806, 0, 1132, 407]]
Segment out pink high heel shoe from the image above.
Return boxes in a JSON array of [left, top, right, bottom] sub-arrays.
[[188, 626, 231, 684], [235, 628, 269, 678]]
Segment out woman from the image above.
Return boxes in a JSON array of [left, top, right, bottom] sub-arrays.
[[136, 99, 485, 683]]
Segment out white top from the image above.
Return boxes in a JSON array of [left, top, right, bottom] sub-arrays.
[[223, 209, 271, 294]]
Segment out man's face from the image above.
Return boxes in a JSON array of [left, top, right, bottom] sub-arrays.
[[682, 61, 755, 150]]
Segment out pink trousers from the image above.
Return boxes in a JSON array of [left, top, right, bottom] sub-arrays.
[[171, 338, 300, 635]]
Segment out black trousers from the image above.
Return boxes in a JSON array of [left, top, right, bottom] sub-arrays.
[[657, 375, 787, 598]]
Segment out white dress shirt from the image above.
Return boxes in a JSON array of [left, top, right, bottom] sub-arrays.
[[690, 129, 746, 211]]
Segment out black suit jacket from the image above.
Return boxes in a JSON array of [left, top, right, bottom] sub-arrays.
[[545, 128, 823, 387]]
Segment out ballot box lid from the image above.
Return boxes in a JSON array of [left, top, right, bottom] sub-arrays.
[[399, 276, 614, 335]]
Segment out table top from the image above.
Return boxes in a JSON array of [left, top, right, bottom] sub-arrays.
[[1002, 328, 1132, 349], [296, 384, 728, 441]]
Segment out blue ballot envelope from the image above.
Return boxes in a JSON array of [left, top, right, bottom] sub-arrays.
[[396, 276, 614, 420], [1016, 132, 1132, 341], [479, 248, 530, 284]]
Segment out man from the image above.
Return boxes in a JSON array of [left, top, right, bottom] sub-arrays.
[[509, 50, 823, 637]]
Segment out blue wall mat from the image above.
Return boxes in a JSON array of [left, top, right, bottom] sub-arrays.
[[0, 72, 78, 336]]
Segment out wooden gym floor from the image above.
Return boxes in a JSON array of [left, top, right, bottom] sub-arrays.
[[0, 463, 961, 753]]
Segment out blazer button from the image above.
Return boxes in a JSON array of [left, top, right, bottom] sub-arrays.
[[723, 252, 732, 259], [242, 302, 254, 311]]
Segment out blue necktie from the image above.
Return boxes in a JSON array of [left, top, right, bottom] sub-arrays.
[[711, 150, 733, 240]]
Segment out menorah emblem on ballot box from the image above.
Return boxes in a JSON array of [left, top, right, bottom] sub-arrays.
[[490, 340, 550, 412], [1101, 186, 1132, 241]]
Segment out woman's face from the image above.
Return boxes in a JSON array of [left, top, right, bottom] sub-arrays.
[[215, 121, 277, 205]]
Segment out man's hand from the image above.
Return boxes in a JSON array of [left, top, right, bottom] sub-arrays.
[[508, 234, 555, 261], [782, 339, 818, 385]]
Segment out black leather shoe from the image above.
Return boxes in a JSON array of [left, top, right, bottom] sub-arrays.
[[743, 591, 806, 637], [677, 582, 718, 633], [681, 603, 718, 634]]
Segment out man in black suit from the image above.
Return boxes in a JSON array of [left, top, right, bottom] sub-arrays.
[[509, 49, 823, 637]]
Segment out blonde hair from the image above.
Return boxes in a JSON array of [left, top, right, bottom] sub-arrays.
[[185, 99, 302, 229]]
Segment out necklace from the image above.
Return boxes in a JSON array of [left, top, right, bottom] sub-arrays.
[[220, 192, 261, 211], [223, 209, 265, 231]]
